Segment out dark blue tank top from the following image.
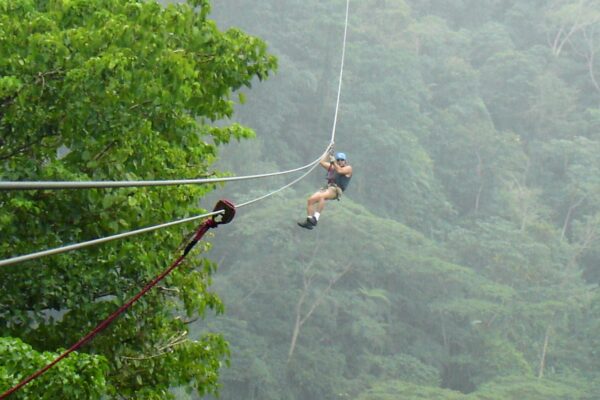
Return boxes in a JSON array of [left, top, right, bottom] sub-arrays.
[[334, 171, 351, 191]]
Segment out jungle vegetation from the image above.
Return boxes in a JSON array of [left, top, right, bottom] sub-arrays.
[[2, 0, 600, 399]]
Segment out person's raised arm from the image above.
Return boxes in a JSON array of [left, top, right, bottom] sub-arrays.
[[320, 153, 335, 169], [333, 160, 352, 176]]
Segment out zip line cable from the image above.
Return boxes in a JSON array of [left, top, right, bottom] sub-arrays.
[[0, 152, 326, 394], [0, 155, 322, 191], [0, 0, 349, 193], [0, 1, 351, 397], [329, 0, 349, 145], [0, 210, 223, 267], [0, 0, 350, 269], [237, 147, 328, 208], [0, 154, 322, 268]]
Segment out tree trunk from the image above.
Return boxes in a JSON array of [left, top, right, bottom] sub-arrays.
[[538, 323, 551, 379], [561, 196, 585, 241], [287, 302, 304, 362], [287, 263, 351, 363], [474, 150, 483, 213]]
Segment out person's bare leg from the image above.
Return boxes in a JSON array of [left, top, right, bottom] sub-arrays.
[[299, 191, 322, 229], [306, 191, 320, 216], [300, 188, 337, 229], [316, 188, 336, 213]]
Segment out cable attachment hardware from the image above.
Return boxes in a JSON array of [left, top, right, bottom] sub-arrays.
[[212, 199, 236, 225], [328, 144, 335, 156], [183, 199, 236, 256]]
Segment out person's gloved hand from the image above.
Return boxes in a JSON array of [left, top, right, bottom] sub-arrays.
[[329, 155, 336, 163]]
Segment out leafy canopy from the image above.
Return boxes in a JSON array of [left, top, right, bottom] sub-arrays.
[[0, 0, 276, 398]]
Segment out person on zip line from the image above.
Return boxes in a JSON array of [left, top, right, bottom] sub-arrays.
[[298, 150, 352, 230]]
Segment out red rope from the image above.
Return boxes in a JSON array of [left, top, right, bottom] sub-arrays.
[[0, 218, 218, 399]]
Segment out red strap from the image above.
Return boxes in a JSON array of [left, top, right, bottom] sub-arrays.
[[327, 164, 335, 185], [0, 250, 190, 399], [0, 199, 235, 399]]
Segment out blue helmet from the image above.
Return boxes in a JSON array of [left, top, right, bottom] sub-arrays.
[[335, 152, 347, 161]]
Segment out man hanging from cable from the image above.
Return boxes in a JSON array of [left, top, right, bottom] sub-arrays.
[[298, 149, 352, 229]]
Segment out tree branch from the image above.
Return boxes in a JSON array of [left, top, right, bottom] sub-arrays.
[[120, 331, 189, 361], [561, 195, 586, 241], [0, 132, 56, 161], [288, 261, 352, 362]]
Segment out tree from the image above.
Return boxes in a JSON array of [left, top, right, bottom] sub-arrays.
[[532, 138, 600, 240], [479, 50, 542, 138], [544, 0, 600, 58], [0, 0, 276, 398]]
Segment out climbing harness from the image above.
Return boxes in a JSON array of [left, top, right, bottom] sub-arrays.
[[327, 163, 336, 185]]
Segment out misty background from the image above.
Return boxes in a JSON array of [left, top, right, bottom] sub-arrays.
[[184, 0, 600, 399]]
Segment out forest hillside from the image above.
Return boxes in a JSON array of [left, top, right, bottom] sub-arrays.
[[201, 0, 600, 399]]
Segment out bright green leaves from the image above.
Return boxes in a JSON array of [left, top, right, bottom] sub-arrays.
[[0, 337, 109, 400], [0, 76, 23, 97], [205, 123, 256, 146], [0, 0, 276, 398]]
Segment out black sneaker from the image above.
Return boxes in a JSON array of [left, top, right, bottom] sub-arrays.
[[297, 217, 317, 229]]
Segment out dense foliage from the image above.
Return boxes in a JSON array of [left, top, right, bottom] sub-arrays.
[[0, 0, 275, 398], [197, 0, 600, 399], [3, 0, 600, 398]]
